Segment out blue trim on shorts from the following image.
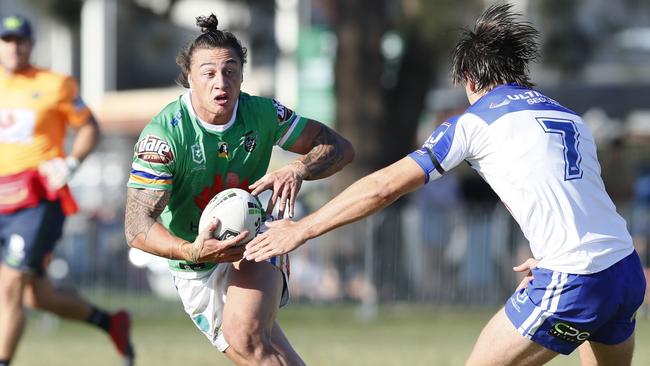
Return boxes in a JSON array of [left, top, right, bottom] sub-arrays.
[[0, 200, 65, 275], [505, 251, 646, 355]]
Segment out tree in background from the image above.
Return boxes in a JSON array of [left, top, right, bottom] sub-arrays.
[[324, 0, 482, 300], [533, 0, 650, 78]]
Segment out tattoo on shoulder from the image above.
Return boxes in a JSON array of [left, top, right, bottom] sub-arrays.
[[125, 188, 170, 245], [302, 125, 346, 178]]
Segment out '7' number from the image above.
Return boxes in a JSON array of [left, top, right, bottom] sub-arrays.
[[537, 117, 583, 181]]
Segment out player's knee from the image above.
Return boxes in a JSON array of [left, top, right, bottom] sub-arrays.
[[224, 325, 274, 361], [22, 288, 44, 309], [0, 273, 27, 304]]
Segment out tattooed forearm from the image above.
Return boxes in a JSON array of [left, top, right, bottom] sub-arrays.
[[299, 125, 350, 179], [124, 188, 170, 246]]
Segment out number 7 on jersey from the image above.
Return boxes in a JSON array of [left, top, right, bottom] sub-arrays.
[[536, 117, 583, 181]]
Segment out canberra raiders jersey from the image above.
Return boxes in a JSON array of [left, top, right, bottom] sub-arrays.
[[128, 91, 307, 276], [408, 83, 633, 274]]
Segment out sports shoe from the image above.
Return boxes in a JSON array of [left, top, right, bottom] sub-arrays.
[[109, 310, 135, 365]]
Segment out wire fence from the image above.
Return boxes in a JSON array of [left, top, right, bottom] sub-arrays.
[[45, 135, 650, 317], [52, 188, 650, 315]]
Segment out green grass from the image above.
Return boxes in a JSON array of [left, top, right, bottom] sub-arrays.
[[12, 302, 650, 366]]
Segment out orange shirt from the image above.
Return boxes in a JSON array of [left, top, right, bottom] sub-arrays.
[[0, 67, 91, 176]]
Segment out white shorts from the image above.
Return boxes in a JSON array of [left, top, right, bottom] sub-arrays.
[[172, 255, 290, 352]]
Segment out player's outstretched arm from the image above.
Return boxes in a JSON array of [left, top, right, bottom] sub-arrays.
[[250, 119, 355, 217], [245, 157, 425, 261], [125, 187, 246, 263]]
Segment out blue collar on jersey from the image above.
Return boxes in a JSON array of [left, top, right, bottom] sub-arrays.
[[465, 83, 576, 125]]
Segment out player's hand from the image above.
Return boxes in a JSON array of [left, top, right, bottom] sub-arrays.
[[249, 161, 307, 219], [184, 219, 247, 263], [244, 219, 306, 262], [513, 258, 539, 291], [39, 156, 79, 190]]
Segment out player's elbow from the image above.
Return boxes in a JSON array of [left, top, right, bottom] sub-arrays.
[[124, 225, 138, 249], [365, 167, 408, 207], [368, 175, 399, 207]]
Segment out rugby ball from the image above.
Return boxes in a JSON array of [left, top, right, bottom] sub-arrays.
[[198, 188, 263, 244]]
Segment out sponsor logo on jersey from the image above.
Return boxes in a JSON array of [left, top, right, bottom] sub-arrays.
[[6, 234, 26, 266], [243, 131, 257, 152], [217, 142, 229, 159], [0, 109, 37, 143], [422, 122, 451, 150], [506, 90, 543, 100], [0, 111, 16, 128], [548, 322, 590, 344], [136, 135, 174, 164], [171, 111, 182, 127], [193, 314, 210, 332], [489, 98, 511, 109], [178, 262, 208, 270], [272, 99, 294, 125]]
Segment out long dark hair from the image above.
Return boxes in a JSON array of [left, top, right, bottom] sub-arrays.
[[451, 4, 539, 92], [175, 14, 248, 88]]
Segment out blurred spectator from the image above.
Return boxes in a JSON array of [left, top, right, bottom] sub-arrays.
[[0, 15, 133, 365]]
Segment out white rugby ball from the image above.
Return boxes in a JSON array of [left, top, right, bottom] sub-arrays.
[[198, 188, 263, 244]]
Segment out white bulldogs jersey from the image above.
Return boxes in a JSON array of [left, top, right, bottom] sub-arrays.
[[409, 83, 633, 274]]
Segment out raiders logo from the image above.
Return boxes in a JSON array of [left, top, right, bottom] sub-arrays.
[[137, 135, 174, 164], [272, 99, 294, 124], [243, 131, 257, 152]]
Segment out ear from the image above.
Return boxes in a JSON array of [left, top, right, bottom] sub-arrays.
[[187, 74, 193, 89]]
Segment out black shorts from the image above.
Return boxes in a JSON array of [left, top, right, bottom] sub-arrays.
[[0, 200, 65, 276]]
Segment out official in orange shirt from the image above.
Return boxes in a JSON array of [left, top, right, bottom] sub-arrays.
[[0, 15, 134, 366]]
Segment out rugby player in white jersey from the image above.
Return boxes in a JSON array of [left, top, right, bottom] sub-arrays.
[[244, 4, 646, 365]]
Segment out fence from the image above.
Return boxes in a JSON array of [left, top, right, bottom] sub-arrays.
[[52, 189, 649, 313]]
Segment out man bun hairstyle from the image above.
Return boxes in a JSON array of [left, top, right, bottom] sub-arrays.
[[175, 14, 248, 88], [197, 13, 219, 33], [452, 3, 539, 93]]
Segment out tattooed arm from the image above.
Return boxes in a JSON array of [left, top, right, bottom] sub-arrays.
[[125, 187, 246, 262], [286, 119, 354, 180], [250, 119, 354, 217]]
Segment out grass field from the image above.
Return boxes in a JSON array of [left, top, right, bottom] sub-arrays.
[[13, 301, 650, 366]]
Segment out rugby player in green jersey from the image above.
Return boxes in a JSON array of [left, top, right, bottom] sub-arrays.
[[124, 14, 354, 365]]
